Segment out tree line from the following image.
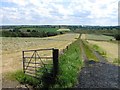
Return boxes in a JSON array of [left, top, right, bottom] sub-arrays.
[[1, 29, 63, 37]]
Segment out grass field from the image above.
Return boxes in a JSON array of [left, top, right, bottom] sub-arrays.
[[11, 38, 83, 88], [84, 34, 115, 41], [87, 40, 118, 62], [81, 34, 119, 64], [2, 33, 79, 73]]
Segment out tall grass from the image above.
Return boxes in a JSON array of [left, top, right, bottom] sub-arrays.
[[82, 40, 98, 62], [91, 44, 107, 57], [55, 39, 83, 88], [9, 70, 40, 88]]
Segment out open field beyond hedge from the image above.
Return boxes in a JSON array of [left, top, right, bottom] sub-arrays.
[[1, 33, 79, 73]]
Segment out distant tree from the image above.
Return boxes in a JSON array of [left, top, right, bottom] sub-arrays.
[[60, 32, 63, 34], [32, 30, 36, 32], [9, 30, 12, 32], [46, 32, 57, 37], [27, 29, 30, 32], [114, 34, 120, 40]]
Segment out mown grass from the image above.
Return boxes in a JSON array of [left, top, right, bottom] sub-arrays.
[[11, 38, 83, 88], [82, 40, 98, 62]]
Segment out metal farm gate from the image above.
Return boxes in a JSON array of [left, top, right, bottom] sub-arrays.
[[22, 48, 59, 78]]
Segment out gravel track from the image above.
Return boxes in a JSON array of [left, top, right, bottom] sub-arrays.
[[76, 40, 120, 89], [76, 62, 120, 88]]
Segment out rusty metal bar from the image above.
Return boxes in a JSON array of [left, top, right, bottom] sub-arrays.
[[25, 51, 36, 70], [36, 51, 46, 67], [23, 48, 53, 52], [25, 68, 35, 71], [25, 71, 36, 75], [24, 57, 52, 59], [25, 62, 42, 64], [35, 51, 36, 76], [25, 66, 41, 68]]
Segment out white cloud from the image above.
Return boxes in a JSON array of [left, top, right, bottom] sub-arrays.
[[89, 0, 118, 18], [1, 0, 119, 25], [2, 0, 29, 6]]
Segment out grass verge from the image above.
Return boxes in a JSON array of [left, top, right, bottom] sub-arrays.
[[5, 70, 40, 88], [54, 39, 83, 88], [82, 40, 98, 62], [90, 44, 107, 57]]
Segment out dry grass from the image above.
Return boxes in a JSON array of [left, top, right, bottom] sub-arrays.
[[87, 40, 118, 63], [57, 29, 70, 32], [81, 34, 86, 40], [81, 34, 119, 63], [1, 33, 79, 73]]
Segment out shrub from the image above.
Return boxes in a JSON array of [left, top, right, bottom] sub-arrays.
[[114, 34, 120, 40], [27, 29, 31, 32], [46, 32, 58, 37]]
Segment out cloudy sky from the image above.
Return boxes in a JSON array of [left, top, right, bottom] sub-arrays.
[[0, 0, 119, 26]]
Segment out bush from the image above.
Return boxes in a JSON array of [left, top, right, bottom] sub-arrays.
[[27, 29, 31, 32], [32, 30, 36, 32], [46, 32, 58, 37], [60, 32, 64, 34], [114, 34, 120, 40]]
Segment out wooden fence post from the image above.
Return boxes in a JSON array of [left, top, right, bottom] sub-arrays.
[[66, 46, 68, 50], [63, 49, 65, 53], [53, 49, 59, 76], [22, 51, 25, 73]]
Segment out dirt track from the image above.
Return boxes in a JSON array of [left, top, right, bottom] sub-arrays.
[[87, 40, 118, 60], [76, 39, 120, 88], [81, 34, 119, 63]]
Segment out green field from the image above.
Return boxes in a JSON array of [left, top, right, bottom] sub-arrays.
[[86, 34, 115, 41]]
